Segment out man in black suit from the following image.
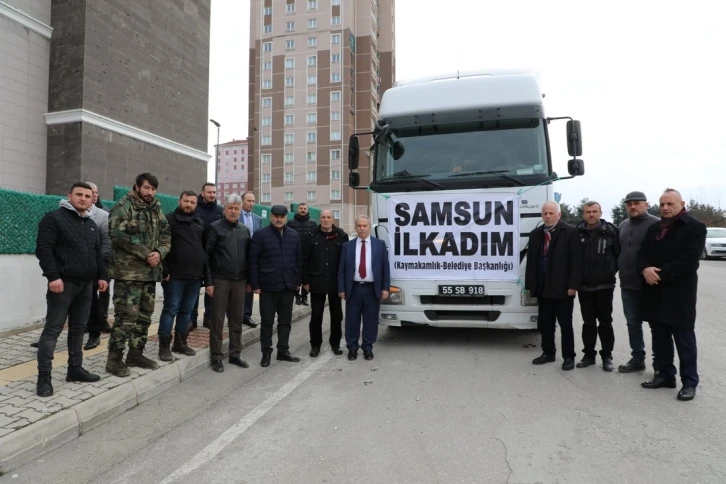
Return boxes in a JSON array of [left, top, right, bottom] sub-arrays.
[[525, 201, 582, 371], [638, 189, 706, 401], [249, 205, 302, 367]]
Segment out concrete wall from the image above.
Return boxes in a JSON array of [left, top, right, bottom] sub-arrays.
[[0, 255, 47, 332]]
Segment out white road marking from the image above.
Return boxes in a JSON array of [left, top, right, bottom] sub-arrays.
[[158, 352, 334, 484]]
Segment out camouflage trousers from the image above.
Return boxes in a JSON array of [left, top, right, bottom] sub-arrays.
[[108, 280, 156, 351]]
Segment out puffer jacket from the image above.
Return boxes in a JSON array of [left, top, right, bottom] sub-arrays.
[[249, 225, 302, 292], [287, 213, 317, 237]]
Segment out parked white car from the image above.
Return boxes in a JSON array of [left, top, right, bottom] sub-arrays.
[[702, 227, 726, 259]]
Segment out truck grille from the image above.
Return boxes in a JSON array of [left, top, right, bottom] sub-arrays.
[[424, 310, 501, 322]]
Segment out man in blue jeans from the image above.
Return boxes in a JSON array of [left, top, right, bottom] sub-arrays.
[[616, 191, 660, 373], [158, 191, 208, 361]]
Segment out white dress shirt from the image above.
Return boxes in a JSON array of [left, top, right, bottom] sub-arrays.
[[354, 236, 374, 282]]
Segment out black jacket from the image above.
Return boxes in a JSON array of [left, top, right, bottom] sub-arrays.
[[36, 206, 107, 282], [637, 213, 706, 328], [524, 221, 582, 299], [576, 219, 620, 290], [205, 218, 251, 284], [302, 225, 349, 294], [164, 208, 207, 280], [287, 213, 317, 237], [249, 225, 302, 292], [195, 195, 223, 231]]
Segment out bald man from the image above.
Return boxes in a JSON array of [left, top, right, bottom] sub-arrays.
[[525, 201, 582, 371], [637, 189, 706, 401]]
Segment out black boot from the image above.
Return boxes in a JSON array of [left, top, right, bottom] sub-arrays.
[[301, 296, 309, 306], [99, 319, 112, 334], [37, 371, 53, 397], [172, 331, 196, 356], [158, 335, 173, 362], [261, 352, 272, 367], [309, 346, 320, 357], [126, 346, 160, 370], [66, 365, 101, 382], [106, 348, 130, 377], [295, 295, 303, 306]]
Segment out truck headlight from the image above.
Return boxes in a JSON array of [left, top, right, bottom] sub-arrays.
[[521, 289, 538, 307], [382, 286, 404, 305]]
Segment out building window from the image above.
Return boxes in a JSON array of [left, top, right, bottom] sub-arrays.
[[308, 18, 317, 29], [262, 80, 272, 89], [331, 16, 341, 25], [262, 97, 272, 107], [263, 42, 272, 52], [285, 191, 294, 201], [330, 150, 341, 160], [286, 21, 295, 31], [263, 61, 272, 70], [332, 209, 341, 219], [307, 37, 317, 48], [264, 7, 272, 15], [232, 183, 238, 188], [330, 91, 341, 102], [262, 174, 271, 183], [332, 0, 340, 5], [284, 133, 295, 144], [306, 132, 317, 143], [331, 189, 341, 200], [285, 173, 294, 183], [331, 72, 341, 83], [285, 58, 295, 69], [307, 171, 317, 182], [307, 191, 317, 201], [262, 193, 271, 202], [286, 3, 295, 13], [331, 111, 341, 121], [307, 55, 317, 67], [331, 34, 341, 44], [285, 153, 294, 163], [262, 154, 272, 163], [285, 96, 295, 106], [262, 136, 272, 145], [307, 75, 317, 85], [307, 151, 317, 162], [331, 170, 341, 179], [307, 0, 317, 10], [331, 53, 340, 63], [286, 40, 295, 49], [330, 130, 341, 141], [262, 117, 272, 126], [307, 94, 317, 105], [306, 113, 317, 124], [284, 114, 295, 126], [286, 76, 295, 87], [264, 24, 272, 33]]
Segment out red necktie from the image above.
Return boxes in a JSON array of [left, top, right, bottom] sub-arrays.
[[359, 240, 367, 279], [544, 231, 552, 255]]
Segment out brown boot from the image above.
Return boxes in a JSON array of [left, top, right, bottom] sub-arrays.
[[105, 348, 131, 377], [158, 335, 173, 362], [126, 346, 160, 370], [172, 331, 196, 356]]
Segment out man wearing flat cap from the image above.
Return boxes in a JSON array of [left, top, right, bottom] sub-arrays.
[[617, 191, 660, 374], [249, 204, 303, 367]]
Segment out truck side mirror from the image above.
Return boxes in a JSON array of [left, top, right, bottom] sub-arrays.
[[392, 141, 405, 160], [348, 135, 360, 170], [566, 120, 583, 157], [349, 172, 360, 188], [567, 159, 585, 176]]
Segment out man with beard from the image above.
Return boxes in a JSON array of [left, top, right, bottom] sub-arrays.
[[287, 202, 317, 305], [105, 173, 171, 377], [190, 183, 223, 330]]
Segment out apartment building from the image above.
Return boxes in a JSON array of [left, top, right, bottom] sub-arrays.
[[215, 139, 249, 201]]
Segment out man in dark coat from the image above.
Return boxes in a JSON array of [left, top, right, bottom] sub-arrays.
[[637, 189, 706, 401], [525, 201, 582, 371], [287, 202, 317, 305], [190, 183, 223, 330], [302, 210, 349, 357], [249, 205, 303, 367]]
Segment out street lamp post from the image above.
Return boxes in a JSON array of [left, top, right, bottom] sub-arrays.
[[209, 119, 221, 197]]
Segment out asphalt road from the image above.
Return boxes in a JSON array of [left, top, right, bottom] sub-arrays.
[[5, 260, 726, 484]]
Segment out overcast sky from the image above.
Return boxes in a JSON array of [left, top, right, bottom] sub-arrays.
[[206, 0, 725, 217]]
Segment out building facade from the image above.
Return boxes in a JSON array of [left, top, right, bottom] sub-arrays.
[[216, 138, 249, 201], [248, 0, 395, 233]]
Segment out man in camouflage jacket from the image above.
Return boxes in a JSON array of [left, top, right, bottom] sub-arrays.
[[105, 173, 172, 377]]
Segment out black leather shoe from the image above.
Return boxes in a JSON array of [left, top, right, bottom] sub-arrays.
[[243, 319, 258, 328], [84, 335, 101, 351], [295, 296, 303, 306], [618, 358, 646, 373], [562, 358, 575, 371], [348, 350, 358, 361], [331, 346, 344, 356], [277, 351, 301, 362], [309, 346, 320, 357], [641, 375, 677, 389], [363, 351, 374, 361], [66, 366, 101, 382], [30, 341, 39, 348], [677, 386, 696, 401], [261, 353, 272, 367], [602, 357, 614, 372], [99, 320, 112, 334], [229, 356, 249, 368], [212, 360, 224, 373], [576, 356, 596, 368], [532, 353, 555, 365], [301, 298, 309, 306]]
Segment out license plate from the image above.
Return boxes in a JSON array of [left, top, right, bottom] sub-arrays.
[[438, 285, 486, 297]]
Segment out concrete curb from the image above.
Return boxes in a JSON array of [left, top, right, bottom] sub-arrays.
[[0, 305, 313, 474]]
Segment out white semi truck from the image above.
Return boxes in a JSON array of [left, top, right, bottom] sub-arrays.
[[347, 69, 585, 329]]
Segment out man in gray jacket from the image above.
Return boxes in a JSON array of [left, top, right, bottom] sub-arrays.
[[617, 191, 660, 373]]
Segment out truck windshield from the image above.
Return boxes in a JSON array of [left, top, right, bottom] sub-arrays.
[[372, 118, 550, 192]]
